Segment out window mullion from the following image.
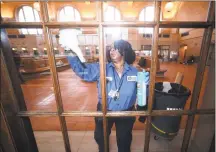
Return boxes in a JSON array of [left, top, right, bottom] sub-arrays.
[[63, 7, 66, 17], [73, 8, 75, 21], [21, 8, 29, 34], [31, 7, 38, 34], [144, 1, 161, 152]]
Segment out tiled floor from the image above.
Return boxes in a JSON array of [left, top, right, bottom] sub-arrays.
[[34, 129, 195, 152], [20, 62, 209, 130]]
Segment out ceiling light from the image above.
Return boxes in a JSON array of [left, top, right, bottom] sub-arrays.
[[33, 48, 37, 50], [22, 48, 26, 50], [44, 48, 47, 50], [85, 1, 90, 5], [54, 47, 57, 50], [165, 2, 174, 13], [85, 47, 89, 49]]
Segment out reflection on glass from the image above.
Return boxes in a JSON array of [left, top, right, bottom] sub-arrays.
[[7, 28, 56, 111], [52, 28, 99, 111]]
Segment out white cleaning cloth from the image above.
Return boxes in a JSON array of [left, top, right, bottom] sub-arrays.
[[59, 29, 86, 62], [162, 82, 172, 93]]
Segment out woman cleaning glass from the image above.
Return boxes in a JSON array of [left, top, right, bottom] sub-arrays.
[[59, 29, 149, 152]]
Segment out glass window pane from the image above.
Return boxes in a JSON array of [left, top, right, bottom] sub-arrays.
[[18, 9, 25, 22], [63, 6, 74, 21], [144, 27, 154, 34], [104, 6, 115, 21], [28, 29, 37, 35], [52, 28, 99, 111], [21, 28, 28, 34], [92, 36, 99, 45], [59, 9, 65, 22], [23, 6, 35, 22], [6, 28, 57, 111], [78, 35, 86, 45], [145, 6, 154, 21], [65, 6, 74, 18], [59, 6, 81, 22], [74, 9, 81, 21], [34, 10, 40, 22], [115, 9, 121, 21], [85, 35, 93, 45], [139, 9, 145, 21], [37, 29, 43, 35]]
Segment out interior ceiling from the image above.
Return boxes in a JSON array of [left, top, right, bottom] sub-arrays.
[[1, 1, 210, 34]]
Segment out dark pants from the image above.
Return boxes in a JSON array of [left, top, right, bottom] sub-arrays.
[[94, 103, 135, 152]]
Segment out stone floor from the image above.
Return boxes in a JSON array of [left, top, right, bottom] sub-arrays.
[[34, 129, 195, 152]]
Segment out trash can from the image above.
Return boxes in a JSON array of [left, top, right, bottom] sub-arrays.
[[151, 82, 191, 140]]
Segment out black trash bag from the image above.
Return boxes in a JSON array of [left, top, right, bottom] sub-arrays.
[[152, 82, 191, 139]]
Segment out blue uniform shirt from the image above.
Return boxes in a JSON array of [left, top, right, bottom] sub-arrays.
[[67, 56, 138, 111]]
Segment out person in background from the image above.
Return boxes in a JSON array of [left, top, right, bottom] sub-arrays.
[[187, 55, 195, 64], [59, 29, 149, 152], [12, 51, 25, 84]]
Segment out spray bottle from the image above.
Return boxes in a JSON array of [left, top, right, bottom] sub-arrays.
[[137, 70, 149, 106]]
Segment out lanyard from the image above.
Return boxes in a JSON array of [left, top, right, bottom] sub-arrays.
[[113, 68, 124, 92]]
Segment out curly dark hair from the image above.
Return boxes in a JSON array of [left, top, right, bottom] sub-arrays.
[[106, 40, 136, 65]]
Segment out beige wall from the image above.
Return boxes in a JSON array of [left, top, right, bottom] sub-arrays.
[[180, 29, 204, 57], [180, 29, 215, 57], [128, 29, 179, 51], [174, 2, 209, 21]]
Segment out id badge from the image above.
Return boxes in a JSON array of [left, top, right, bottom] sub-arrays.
[[108, 89, 117, 98]]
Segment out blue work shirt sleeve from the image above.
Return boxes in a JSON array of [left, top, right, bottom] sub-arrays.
[[67, 56, 99, 82]]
